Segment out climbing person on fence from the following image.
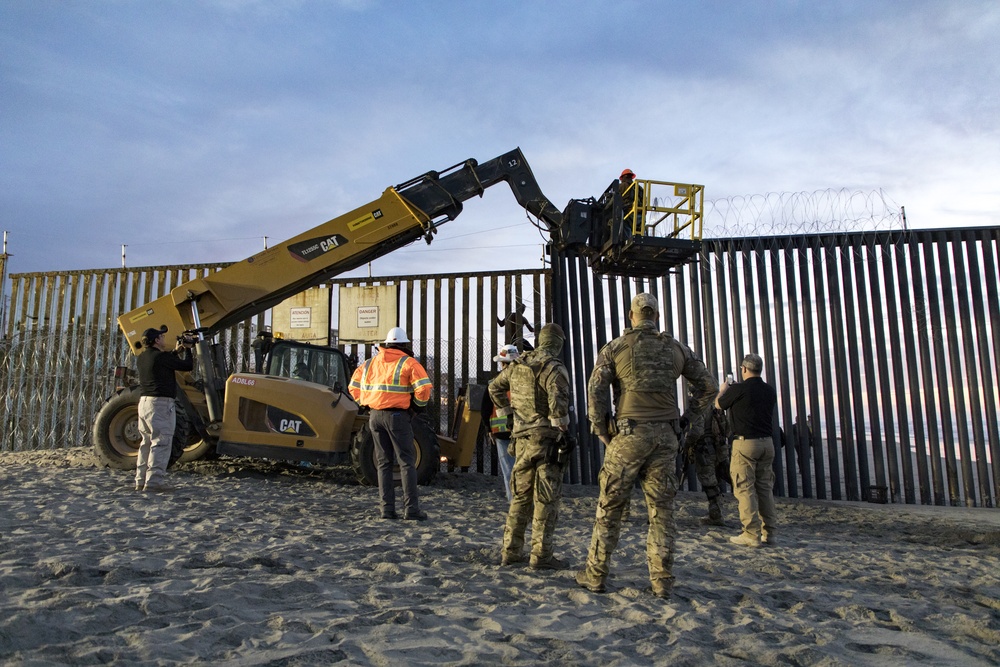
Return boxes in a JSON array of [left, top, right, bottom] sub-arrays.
[[496, 301, 534, 351]]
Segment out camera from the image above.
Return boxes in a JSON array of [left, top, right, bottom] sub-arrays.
[[177, 333, 197, 346]]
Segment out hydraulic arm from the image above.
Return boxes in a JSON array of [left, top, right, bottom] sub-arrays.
[[117, 146, 702, 350], [117, 148, 567, 350]]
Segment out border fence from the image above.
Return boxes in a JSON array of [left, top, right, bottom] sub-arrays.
[[1, 227, 997, 507]]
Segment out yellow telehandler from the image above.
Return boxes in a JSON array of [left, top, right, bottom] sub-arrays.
[[92, 148, 703, 484]]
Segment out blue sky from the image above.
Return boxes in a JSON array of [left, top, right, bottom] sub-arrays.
[[2, 1, 998, 276]]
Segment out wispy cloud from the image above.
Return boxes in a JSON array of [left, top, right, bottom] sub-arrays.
[[1, 1, 997, 274]]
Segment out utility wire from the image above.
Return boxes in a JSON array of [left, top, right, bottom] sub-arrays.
[[124, 235, 267, 247]]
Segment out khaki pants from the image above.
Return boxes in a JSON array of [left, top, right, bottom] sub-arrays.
[[730, 436, 778, 538], [136, 397, 176, 488]]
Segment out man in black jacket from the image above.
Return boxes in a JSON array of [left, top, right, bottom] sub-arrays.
[[135, 326, 193, 492]]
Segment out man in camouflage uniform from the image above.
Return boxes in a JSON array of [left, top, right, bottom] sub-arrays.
[[489, 323, 572, 571], [577, 293, 717, 598], [692, 406, 731, 526]]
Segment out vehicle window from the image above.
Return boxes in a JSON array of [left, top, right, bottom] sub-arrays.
[[266, 344, 349, 389]]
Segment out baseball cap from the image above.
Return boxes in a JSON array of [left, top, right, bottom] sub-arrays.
[[140, 325, 168, 347], [142, 325, 167, 340], [631, 293, 658, 314]]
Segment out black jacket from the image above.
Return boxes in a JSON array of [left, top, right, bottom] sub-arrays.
[[137, 348, 193, 399]]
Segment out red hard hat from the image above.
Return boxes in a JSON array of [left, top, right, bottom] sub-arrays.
[[620, 168, 636, 179]]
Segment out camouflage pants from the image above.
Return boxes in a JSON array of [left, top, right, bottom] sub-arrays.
[[695, 435, 730, 492], [502, 434, 563, 561], [584, 421, 678, 586]]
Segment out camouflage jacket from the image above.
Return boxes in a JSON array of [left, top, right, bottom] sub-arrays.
[[488, 348, 570, 439], [588, 320, 718, 438], [696, 406, 730, 445]]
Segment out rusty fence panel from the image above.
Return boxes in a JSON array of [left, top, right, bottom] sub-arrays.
[[652, 228, 996, 507]]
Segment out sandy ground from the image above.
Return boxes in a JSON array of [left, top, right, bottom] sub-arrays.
[[0, 447, 998, 666]]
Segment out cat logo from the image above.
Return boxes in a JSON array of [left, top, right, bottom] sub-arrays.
[[279, 419, 303, 434], [319, 235, 343, 253]]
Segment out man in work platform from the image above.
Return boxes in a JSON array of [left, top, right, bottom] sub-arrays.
[[489, 322, 572, 571], [577, 293, 717, 599], [619, 168, 645, 236], [716, 353, 779, 547], [135, 325, 194, 493], [349, 327, 433, 521]]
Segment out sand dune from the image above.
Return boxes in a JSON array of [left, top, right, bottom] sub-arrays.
[[1, 448, 998, 666]]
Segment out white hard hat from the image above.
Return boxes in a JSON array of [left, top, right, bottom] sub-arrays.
[[493, 344, 520, 363], [384, 327, 410, 344]]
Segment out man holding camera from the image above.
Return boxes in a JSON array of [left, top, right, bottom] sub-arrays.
[[489, 322, 571, 571], [135, 325, 193, 492], [716, 353, 778, 547], [577, 293, 717, 599]]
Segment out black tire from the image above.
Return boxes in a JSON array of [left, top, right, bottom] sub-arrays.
[[92, 387, 213, 470], [350, 426, 378, 486], [172, 403, 216, 466], [351, 415, 440, 486], [93, 388, 144, 470], [170, 404, 217, 466], [412, 416, 441, 485]]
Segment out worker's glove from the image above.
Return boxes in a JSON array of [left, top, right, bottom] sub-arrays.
[[408, 397, 426, 414]]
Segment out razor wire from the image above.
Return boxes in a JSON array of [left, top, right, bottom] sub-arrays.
[[0, 327, 130, 452], [702, 188, 906, 238], [0, 322, 259, 453]]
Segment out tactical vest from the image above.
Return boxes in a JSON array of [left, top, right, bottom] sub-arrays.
[[612, 327, 679, 418], [613, 328, 677, 392], [507, 351, 561, 426]]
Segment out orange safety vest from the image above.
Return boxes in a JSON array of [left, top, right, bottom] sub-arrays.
[[349, 347, 432, 410]]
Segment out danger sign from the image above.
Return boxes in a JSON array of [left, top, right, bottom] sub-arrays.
[[357, 306, 379, 328]]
